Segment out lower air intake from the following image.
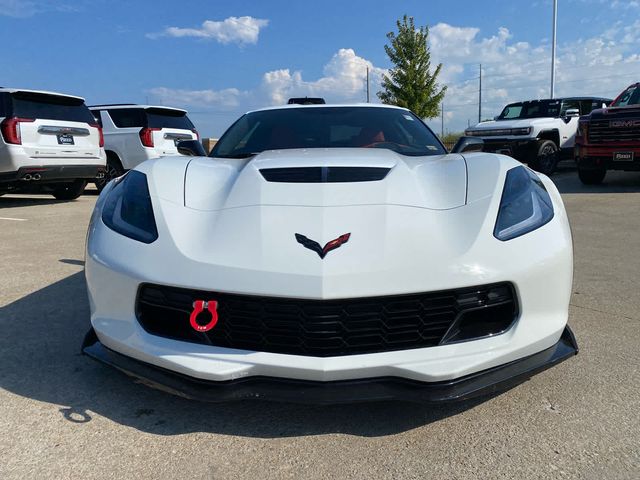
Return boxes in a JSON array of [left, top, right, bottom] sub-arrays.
[[136, 283, 518, 357]]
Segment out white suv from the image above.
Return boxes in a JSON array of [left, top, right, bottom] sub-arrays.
[[0, 88, 106, 200], [465, 97, 610, 174], [90, 105, 198, 189]]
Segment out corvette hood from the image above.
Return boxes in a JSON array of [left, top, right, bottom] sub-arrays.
[[181, 149, 467, 211]]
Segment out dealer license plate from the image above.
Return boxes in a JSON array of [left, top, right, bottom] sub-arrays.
[[613, 152, 634, 162], [57, 134, 75, 145]]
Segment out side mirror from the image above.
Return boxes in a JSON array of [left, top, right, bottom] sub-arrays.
[[451, 136, 484, 154], [565, 108, 580, 118], [177, 139, 207, 156]]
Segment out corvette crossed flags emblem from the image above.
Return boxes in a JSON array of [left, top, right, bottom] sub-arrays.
[[295, 233, 351, 259]]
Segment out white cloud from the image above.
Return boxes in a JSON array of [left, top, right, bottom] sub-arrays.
[[260, 49, 387, 104], [148, 87, 243, 108], [0, 0, 77, 17], [425, 21, 640, 132], [0, 0, 37, 17], [148, 18, 640, 136], [148, 16, 269, 45]]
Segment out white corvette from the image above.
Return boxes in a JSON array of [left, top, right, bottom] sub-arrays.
[[83, 103, 577, 404]]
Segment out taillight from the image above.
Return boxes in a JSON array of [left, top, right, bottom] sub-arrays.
[[192, 129, 200, 141], [89, 123, 104, 147], [139, 127, 160, 147], [1, 117, 35, 145]]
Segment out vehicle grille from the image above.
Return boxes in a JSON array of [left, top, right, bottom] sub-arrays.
[[588, 119, 640, 143], [136, 283, 518, 357], [260, 167, 390, 183]]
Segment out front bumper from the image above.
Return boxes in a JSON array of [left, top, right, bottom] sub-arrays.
[[478, 138, 536, 161], [82, 326, 578, 404], [575, 144, 640, 171]]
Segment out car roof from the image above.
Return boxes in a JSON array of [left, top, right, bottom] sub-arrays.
[[245, 103, 411, 115], [89, 104, 187, 113], [505, 97, 611, 105], [0, 87, 85, 101]]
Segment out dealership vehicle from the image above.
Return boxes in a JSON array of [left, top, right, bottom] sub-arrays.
[[465, 97, 610, 175], [83, 104, 577, 404], [90, 104, 198, 190], [0, 88, 106, 200], [575, 83, 640, 184]]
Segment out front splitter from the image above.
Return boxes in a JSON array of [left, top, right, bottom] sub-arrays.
[[82, 326, 578, 405]]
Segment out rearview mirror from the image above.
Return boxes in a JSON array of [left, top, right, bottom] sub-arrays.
[[451, 136, 484, 154], [565, 108, 580, 118], [177, 139, 207, 156]]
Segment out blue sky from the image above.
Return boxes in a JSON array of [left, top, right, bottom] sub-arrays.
[[2, 0, 640, 136]]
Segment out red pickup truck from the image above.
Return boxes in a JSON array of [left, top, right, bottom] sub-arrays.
[[575, 83, 640, 184]]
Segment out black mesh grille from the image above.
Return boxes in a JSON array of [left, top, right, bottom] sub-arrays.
[[260, 167, 390, 183], [588, 118, 640, 144], [136, 283, 517, 357]]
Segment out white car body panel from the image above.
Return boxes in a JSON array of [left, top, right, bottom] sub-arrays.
[[85, 147, 573, 384], [468, 117, 578, 149], [94, 107, 196, 170], [0, 88, 105, 175]]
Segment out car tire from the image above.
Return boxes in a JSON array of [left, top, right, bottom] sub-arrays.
[[529, 140, 560, 175], [578, 167, 606, 185], [52, 180, 88, 200], [95, 154, 125, 193]]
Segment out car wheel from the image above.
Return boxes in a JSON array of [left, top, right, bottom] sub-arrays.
[[578, 167, 606, 185], [95, 155, 124, 192], [529, 140, 560, 175], [52, 180, 88, 200]]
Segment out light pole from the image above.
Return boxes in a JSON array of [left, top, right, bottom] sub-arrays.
[[551, 0, 557, 99]]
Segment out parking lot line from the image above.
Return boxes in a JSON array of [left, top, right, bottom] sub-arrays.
[[0, 217, 27, 222]]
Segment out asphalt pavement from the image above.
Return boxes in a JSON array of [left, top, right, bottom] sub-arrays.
[[0, 170, 639, 479]]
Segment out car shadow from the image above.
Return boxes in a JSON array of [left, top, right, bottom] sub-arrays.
[[0, 271, 502, 438], [552, 170, 640, 194], [0, 195, 65, 208]]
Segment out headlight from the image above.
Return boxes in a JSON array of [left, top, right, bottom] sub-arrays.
[[510, 127, 532, 136], [101, 170, 158, 243], [494, 166, 554, 241], [465, 130, 475, 136]]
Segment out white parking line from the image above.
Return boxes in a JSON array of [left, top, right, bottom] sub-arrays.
[[0, 217, 27, 222]]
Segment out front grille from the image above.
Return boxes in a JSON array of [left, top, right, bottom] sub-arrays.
[[260, 167, 390, 183], [136, 283, 517, 357], [588, 119, 640, 144]]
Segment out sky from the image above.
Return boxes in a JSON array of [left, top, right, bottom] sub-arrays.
[[2, 0, 640, 137]]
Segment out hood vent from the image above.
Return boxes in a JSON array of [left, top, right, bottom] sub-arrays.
[[260, 166, 390, 183]]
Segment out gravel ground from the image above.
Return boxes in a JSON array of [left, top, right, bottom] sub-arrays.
[[0, 170, 638, 480]]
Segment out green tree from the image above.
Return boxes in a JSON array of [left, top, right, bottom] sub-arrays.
[[377, 15, 446, 119]]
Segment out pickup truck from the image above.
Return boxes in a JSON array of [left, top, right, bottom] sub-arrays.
[[465, 97, 610, 174], [575, 83, 640, 184]]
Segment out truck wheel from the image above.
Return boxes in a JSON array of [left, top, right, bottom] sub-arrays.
[[52, 180, 88, 200], [95, 155, 124, 193], [578, 168, 606, 185], [530, 140, 560, 175]]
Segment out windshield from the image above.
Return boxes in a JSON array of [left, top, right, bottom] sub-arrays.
[[497, 100, 562, 120], [10, 92, 95, 123], [611, 85, 640, 107], [146, 108, 195, 129], [211, 106, 446, 158]]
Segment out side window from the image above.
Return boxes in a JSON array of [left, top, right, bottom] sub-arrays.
[[0, 92, 8, 117], [560, 100, 580, 116], [107, 108, 145, 128], [580, 100, 595, 115], [91, 110, 103, 127]]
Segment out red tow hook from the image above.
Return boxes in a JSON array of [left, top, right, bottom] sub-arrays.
[[189, 300, 219, 332]]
